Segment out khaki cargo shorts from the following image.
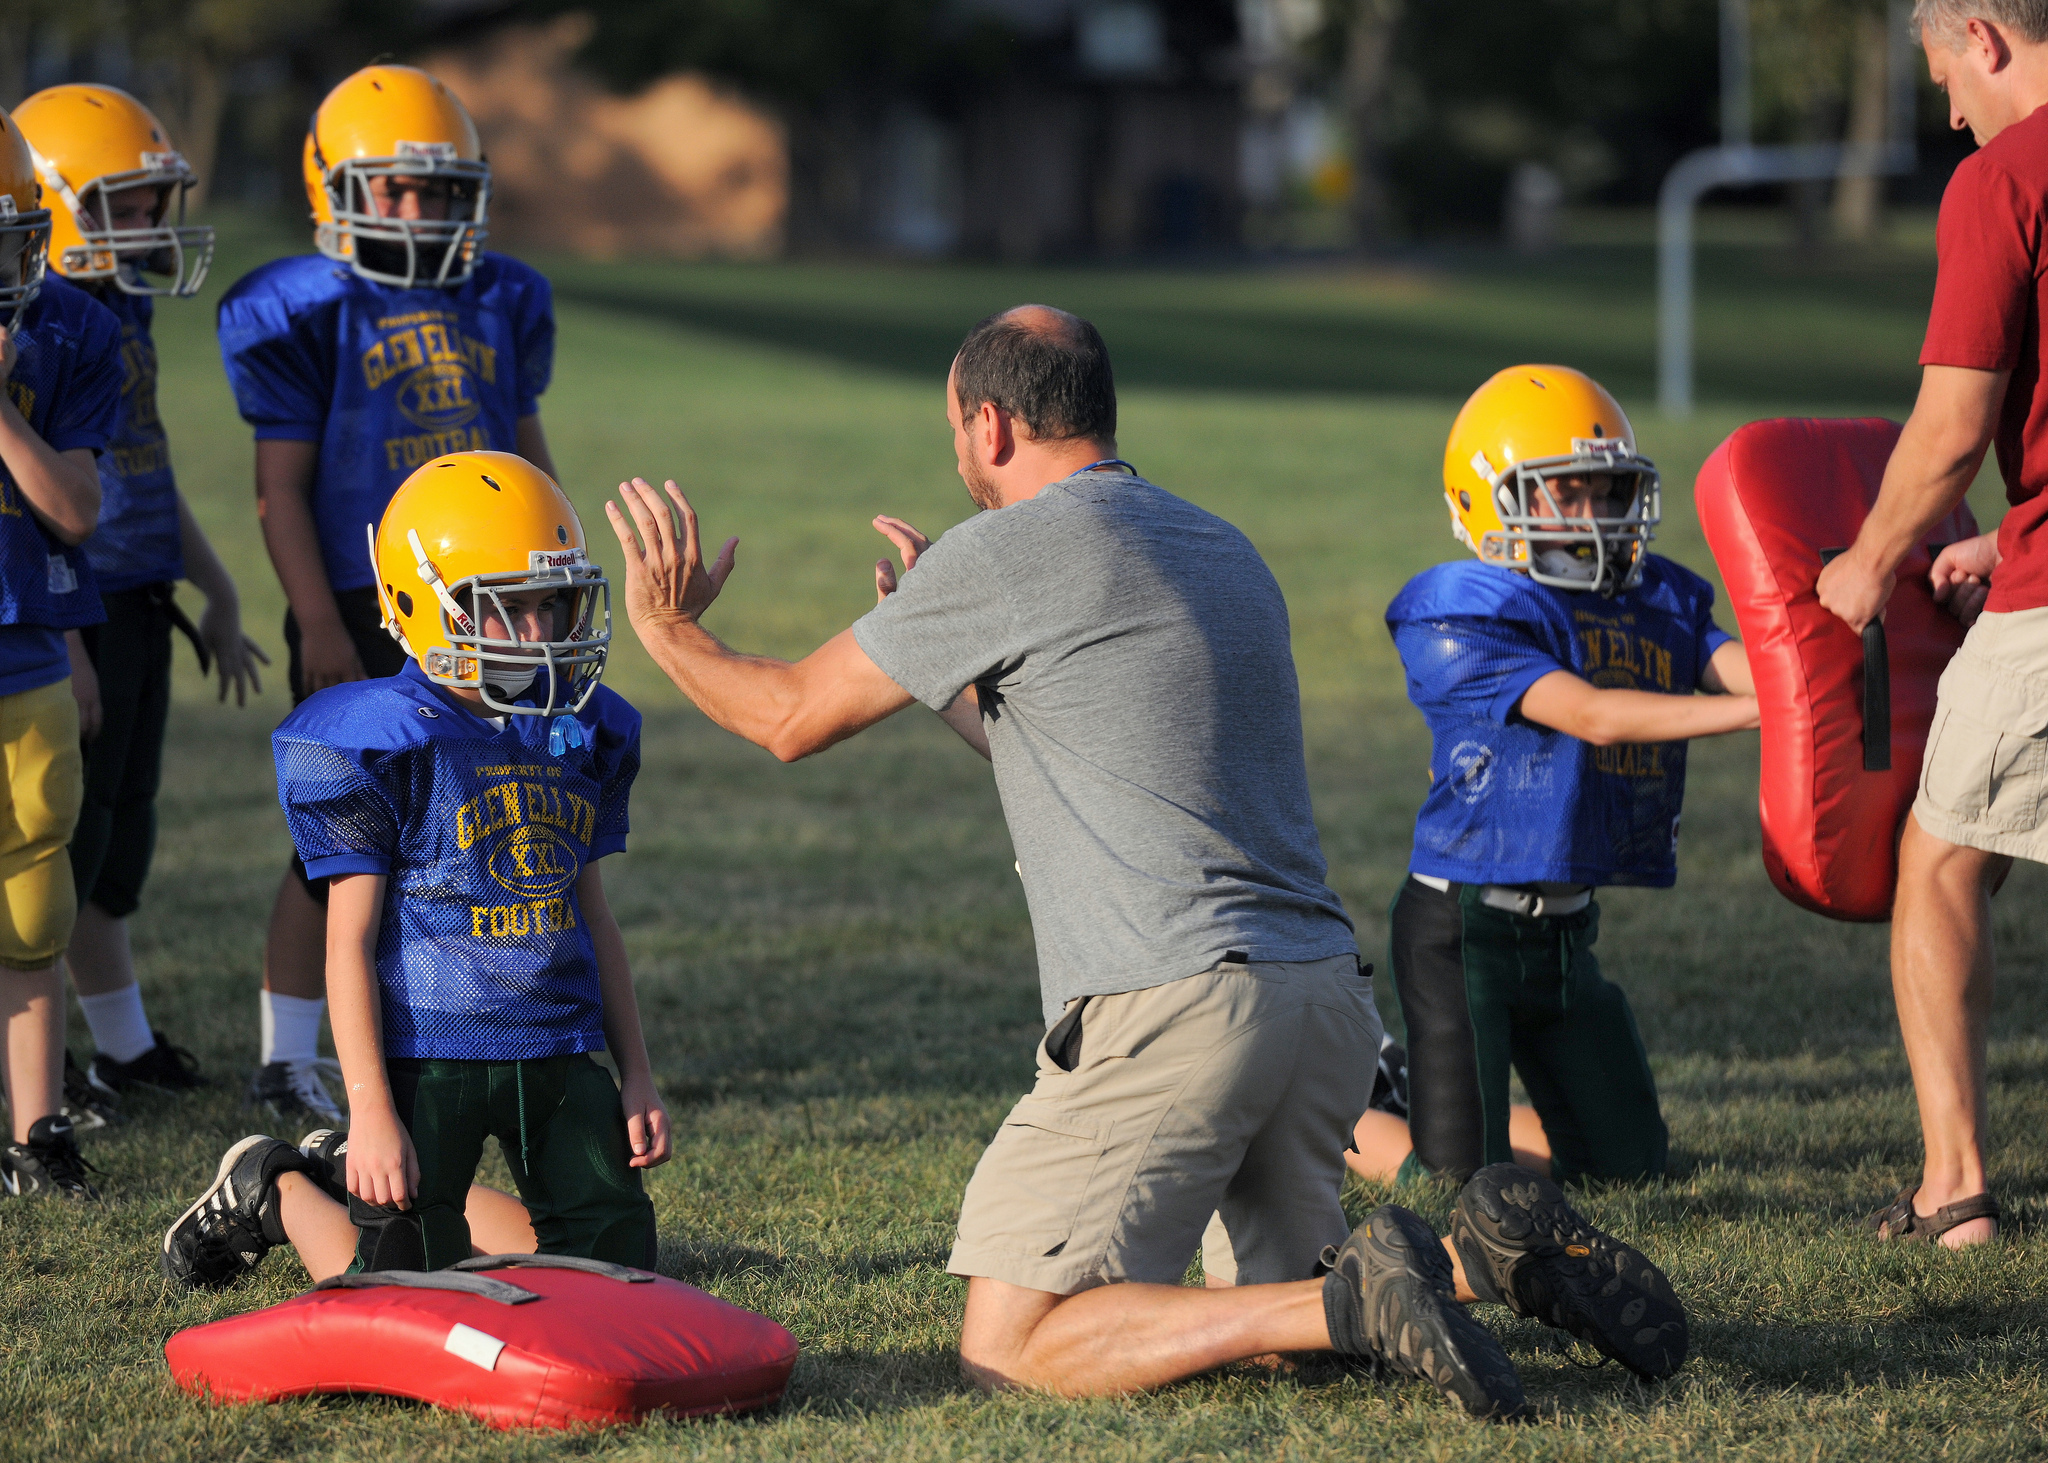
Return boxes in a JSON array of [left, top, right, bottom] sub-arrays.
[[1916, 607, 2048, 865], [947, 953, 1379, 1295]]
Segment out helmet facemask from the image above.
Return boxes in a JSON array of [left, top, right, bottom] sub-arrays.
[[381, 524, 612, 716], [0, 196, 51, 326], [317, 148, 489, 290], [1478, 439, 1661, 597], [48, 165, 213, 296]]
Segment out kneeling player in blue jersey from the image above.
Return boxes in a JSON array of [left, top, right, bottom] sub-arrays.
[[1350, 366, 1759, 1193], [160, 451, 668, 1287]]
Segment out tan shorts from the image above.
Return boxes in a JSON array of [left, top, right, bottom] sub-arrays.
[[0, 678, 82, 970], [1916, 607, 2048, 864], [947, 954, 1378, 1295]]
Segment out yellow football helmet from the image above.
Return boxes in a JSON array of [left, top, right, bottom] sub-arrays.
[[304, 65, 489, 290], [1442, 364, 1660, 597], [15, 84, 214, 297], [369, 451, 610, 716], [0, 105, 51, 327]]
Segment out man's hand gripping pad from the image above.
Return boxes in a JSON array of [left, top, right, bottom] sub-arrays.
[[1694, 418, 1977, 921], [164, 1255, 798, 1429]]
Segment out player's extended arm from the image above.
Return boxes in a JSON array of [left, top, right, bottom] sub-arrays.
[[1517, 668, 1760, 746], [0, 323, 99, 543], [325, 872, 418, 1209], [514, 414, 559, 482], [1697, 639, 1754, 696], [606, 477, 916, 762], [1817, 364, 2006, 633], [177, 492, 270, 706], [578, 864, 670, 1169], [256, 438, 366, 694]]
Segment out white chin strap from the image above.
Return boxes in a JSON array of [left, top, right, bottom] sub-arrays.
[[410, 529, 476, 635]]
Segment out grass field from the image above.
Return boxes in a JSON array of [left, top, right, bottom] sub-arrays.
[[7, 209, 2048, 1461]]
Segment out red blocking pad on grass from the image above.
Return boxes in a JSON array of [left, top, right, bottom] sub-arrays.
[[165, 1254, 798, 1429], [1694, 417, 1977, 922]]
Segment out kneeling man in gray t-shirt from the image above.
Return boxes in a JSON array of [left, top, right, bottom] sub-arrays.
[[605, 306, 1528, 1418]]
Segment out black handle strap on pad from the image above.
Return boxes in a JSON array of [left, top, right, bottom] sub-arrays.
[[1820, 547, 1892, 772], [451, 1252, 653, 1284], [312, 1269, 540, 1305]]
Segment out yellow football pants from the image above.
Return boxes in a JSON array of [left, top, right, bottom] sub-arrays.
[[0, 678, 81, 970]]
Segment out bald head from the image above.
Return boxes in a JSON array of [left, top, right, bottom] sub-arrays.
[[952, 304, 1117, 446]]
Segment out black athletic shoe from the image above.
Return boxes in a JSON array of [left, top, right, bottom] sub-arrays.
[[90, 1032, 206, 1096], [1369, 1033, 1410, 1118], [159, 1135, 317, 1290], [1451, 1163, 1688, 1380], [2, 1115, 103, 1199], [245, 1058, 342, 1125], [62, 1050, 122, 1130], [1323, 1203, 1527, 1420], [297, 1128, 350, 1204]]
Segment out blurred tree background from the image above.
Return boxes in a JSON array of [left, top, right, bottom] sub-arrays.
[[0, 0, 1974, 255]]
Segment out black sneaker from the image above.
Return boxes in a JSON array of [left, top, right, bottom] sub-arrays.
[[1451, 1163, 1688, 1380], [1369, 1033, 1410, 1118], [63, 1050, 122, 1130], [1323, 1203, 1526, 1420], [245, 1058, 342, 1124], [89, 1032, 207, 1095], [297, 1128, 349, 1204], [2, 1114, 103, 1199], [160, 1135, 318, 1290]]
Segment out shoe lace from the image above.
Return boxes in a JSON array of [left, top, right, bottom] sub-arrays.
[[36, 1137, 103, 1191]]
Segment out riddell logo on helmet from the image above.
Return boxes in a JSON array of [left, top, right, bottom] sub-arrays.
[[139, 151, 185, 172], [394, 141, 458, 162], [529, 548, 587, 571]]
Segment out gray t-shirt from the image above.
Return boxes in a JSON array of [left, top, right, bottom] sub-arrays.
[[853, 469, 1356, 1025]]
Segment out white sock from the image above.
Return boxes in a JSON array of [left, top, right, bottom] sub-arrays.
[[261, 990, 326, 1066], [79, 985, 154, 1064]]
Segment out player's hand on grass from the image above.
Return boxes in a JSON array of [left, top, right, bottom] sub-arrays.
[[606, 477, 736, 627], [346, 1108, 420, 1210], [619, 1071, 671, 1169], [64, 631, 100, 741], [299, 618, 368, 694], [1931, 531, 1999, 627], [201, 597, 270, 706], [872, 515, 931, 602]]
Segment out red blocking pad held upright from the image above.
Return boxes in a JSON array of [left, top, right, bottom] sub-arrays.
[[164, 1255, 798, 1429], [1694, 417, 1977, 922]]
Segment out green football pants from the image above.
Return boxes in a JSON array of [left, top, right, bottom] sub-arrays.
[[351, 1051, 656, 1272], [1389, 876, 1667, 1186]]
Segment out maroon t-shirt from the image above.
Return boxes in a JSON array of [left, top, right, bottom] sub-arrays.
[[1922, 102, 2048, 612]]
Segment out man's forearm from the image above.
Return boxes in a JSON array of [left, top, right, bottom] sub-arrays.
[[1856, 429, 1986, 573], [0, 403, 99, 545], [633, 614, 898, 762]]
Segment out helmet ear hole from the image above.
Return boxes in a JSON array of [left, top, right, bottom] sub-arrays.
[[1457, 490, 1470, 511], [395, 589, 414, 617]]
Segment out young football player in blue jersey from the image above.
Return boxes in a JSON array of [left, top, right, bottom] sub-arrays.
[[16, 85, 271, 1123], [0, 104, 122, 1198], [217, 64, 558, 1124], [160, 451, 667, 1287], [1349, 366, 1759, 1197]]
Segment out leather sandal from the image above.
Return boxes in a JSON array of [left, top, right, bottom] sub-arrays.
[[1870, 1183, 2001, 1242]]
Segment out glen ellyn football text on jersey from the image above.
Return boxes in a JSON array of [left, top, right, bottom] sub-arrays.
[[1387, 555, 1734, 889], [274, 662, 638, 1062]]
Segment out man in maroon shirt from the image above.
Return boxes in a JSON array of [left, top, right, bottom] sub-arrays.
[[1818, 0, 2048, 1249]]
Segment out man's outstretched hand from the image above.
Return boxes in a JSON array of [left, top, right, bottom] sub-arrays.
[[872, 514, 932, 602], [605, 477, 738, 628]]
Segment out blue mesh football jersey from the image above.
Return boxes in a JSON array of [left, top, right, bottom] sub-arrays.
[[0, 277, 118, 694], [80, 288, 184, 592], [273, 661, 639, 1061], [217, 252, 554, 594], [1388, 556, 1735, 888]]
